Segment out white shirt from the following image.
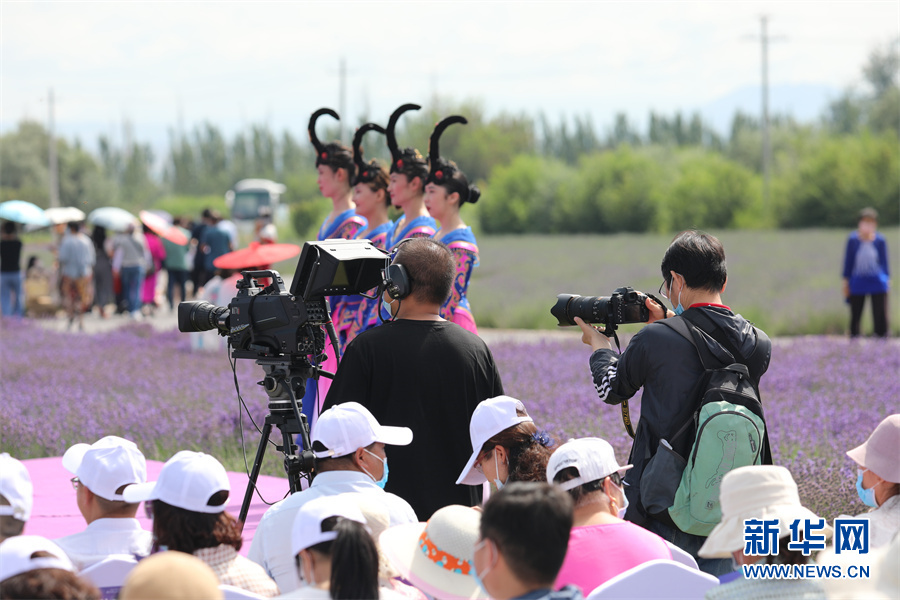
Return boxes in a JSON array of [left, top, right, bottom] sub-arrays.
[[54, 518, 153, 570], [248, 471, 418, 593], [853, 494, 900, 549]]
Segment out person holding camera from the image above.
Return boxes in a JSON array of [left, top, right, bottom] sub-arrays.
[[323, 237, 504, 520], [575, 230, 771, 576]]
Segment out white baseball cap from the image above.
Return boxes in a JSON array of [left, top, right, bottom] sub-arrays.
[[0, 536, 74, 582], [291, 494, 367, 556], [546, 437, 632, 491], [312, 402, 413, 458], [457, 396, 534, 486], [62, 436, 147, 501], [0, 453, 33, 522], [123, 451, 230, 514]]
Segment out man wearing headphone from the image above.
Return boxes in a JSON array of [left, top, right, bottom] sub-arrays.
[[323, 237, 504, 520]]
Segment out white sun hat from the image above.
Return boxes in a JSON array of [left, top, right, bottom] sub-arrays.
[[0, 536, 74, 582], [123, 451, 230, 514], [546, 437, 632, 491], [699, 465, 832, 558], [457, 396, 534, 486], [62, 436, 147, 501], [380, 505, 487, 600], [312, 402, 413, 458], [0, 453, 33, 522], [290, 494, 368, 556]]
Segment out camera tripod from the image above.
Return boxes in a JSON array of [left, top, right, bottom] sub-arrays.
[[237, 357, 331, 526]]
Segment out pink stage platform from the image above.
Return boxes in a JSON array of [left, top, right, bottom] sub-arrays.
[[21, 457, 291, 556]]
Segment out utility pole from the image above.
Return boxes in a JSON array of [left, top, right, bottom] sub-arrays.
[[745, 17, 785, 220], [339, 57, 347, 143], [760, 16, 771, 216], [47, 88, 60, 208]]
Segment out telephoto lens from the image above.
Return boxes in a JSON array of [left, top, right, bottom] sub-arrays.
[[550, 294, 609, 327], [177, 300, 229, 333]]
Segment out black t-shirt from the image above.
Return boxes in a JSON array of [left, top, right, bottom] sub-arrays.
[[323, 319, 504, 519], [0, 239, 23, 273]]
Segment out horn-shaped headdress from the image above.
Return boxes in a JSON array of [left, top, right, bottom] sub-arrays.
[[425, 116, 479, 205], [386, 103, 428, 179], [308, 108, 354, 175], [352, 123, 388, 186]]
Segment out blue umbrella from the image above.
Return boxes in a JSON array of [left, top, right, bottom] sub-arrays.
[[0, 200, 51, 227]]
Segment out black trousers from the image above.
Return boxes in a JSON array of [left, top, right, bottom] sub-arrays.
[[849, 293, 888, 337]]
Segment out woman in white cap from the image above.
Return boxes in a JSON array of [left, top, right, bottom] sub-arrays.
[[279, 495, 381, 600], [457, 396, 554, 494], [698, 465, 829, 600], [123, 451, 278, 597], [845, 414, 900, 548], [0, 535, 99, 599]]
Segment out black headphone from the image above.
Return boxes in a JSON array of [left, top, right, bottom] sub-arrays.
[[383, 239, 413, 300]]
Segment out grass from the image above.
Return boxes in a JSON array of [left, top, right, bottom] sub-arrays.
[[468, 228, 900, 336]]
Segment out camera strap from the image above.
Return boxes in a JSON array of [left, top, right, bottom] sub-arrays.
[[607, 332, 637, 439], [618, 292, 667, 439]]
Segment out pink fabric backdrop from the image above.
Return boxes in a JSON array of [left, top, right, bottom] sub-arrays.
[[21, 457, 290, 556]]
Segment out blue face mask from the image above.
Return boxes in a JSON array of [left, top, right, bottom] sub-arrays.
[[673, 285, 685, 316], [364, 449, 389, 489], [856, 469, 879, 508], [473, 540, 494, 596], [381, 299, 395, 319]]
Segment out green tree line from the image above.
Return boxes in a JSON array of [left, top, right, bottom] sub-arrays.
[[2, 40, 897, 232]]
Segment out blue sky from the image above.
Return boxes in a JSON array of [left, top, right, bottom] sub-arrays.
[[2, 1, 897, 153]]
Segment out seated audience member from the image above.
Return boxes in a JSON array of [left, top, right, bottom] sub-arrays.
[[699, 465, 829, 600], [0, 535, 99, 600], [249, 402, 417, 593], [547, 437, 671, 592], [341, 493, 426, 600], [817, 535, 899, 600], [55, 436, 152, 568], [119, 551, 223, 600], [124, 451, 278, 597], [475, 482, 581, 600], [844, 414, 900, 548], [0, 453, 33, 542], [380, 505, 487, 600], [279, 495, 383, 600], [457, 396, 554, 492]]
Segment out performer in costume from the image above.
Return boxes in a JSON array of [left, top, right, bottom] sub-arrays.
[[423, 116, 481, 335], [304, 108, 367, 430], [343, 123, 393, 347], [385, 104, 436, 248]]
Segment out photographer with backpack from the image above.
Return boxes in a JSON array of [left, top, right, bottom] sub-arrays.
[[575, 230, 772, 577]]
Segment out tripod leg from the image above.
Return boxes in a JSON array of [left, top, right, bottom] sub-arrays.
[[239, 420, 272, 528]]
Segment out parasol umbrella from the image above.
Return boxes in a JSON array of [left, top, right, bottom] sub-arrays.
[[87, 207, 138, 232], [139, 210, 188, 245], [213, 242, 301, 270], [44, 206, 87, 225], [0, 200, 51, 227]]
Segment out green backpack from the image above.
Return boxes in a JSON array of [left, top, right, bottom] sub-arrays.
[[659, 314, 770, 536]]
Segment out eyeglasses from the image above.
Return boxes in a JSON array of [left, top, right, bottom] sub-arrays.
[[70, 477, 81, 490], [473, 449, 492, 474], [658, 279, 670, 300]]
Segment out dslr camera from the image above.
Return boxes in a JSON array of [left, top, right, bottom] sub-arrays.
[[551, 286, 651, 332]]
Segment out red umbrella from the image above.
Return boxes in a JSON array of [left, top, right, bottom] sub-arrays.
[[213, 242, 302, 270], [139, 210, 188, 245]]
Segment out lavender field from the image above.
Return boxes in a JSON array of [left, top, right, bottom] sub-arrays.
[[1, 320, 898, 521]]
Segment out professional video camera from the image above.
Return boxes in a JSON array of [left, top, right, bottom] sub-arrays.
[[178, 239, 387, 525], [551, 286, 651, 332]]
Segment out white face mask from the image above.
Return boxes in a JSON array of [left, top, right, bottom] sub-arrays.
[[493, 452, 508, 490]]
